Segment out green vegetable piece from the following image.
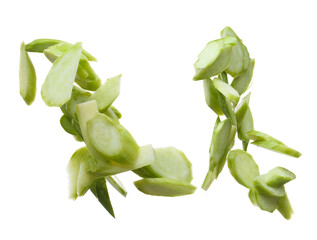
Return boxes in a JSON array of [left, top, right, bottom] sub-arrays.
[[193, 37, 237, 80], [76, 101, 153, 176], [25, 39, 62, 52], [19, 42, 36, 105], [247, 130, 284, 144], [203, 78, 223, 115], [254, 175, 285, 197], [249, 188, 279, 213], [213, 78, 240, 105], [134, 178, 196, 197], [90, 178, 115, 218], [77, 149, 98, 197], [105, 175, 127, 197], [64, 86, 92, 120], [251, 140, 301, 158], [87, 113, 139, 165], [110, 106, 122, 119], [44, 43, 101, 91], [221, 27, 250, 77], [41, 42, 82, 107], [133, 145, 157, 178], [89, 75, 121, 112], [277, 193, 293, 220], [220, 71, 228, 84], [202, 119, 232, 190], [235, 93, 251, 124], [235, 94, 254, 148], [67, 147, 84, 200], [60, 114, 81, 140], [218, 92, 237, 126], [134, 147, 193, 182], [227, 150, 260, 189], [231, 59, 255, 95], [25, 38, 97, 61], [104, 107, 119, 121], [264, 167, 296, 187]]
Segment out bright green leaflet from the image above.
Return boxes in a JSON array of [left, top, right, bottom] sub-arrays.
[[231, 59, 255, 95], [251, 140, 301, 158], [134, 178, 196, 197], [221, 26, 250, 77], [19, 42, 36, 105], [202, 119, 232, 190], [90, 178, 115, 218], [41, 42, 82, 107], [277, 194, 293, 220], [134, 147, 193, 182], [89, 75, 121, 112], [87, 113, 139, 165], [193, 37, 237, 80], [25, 38, 97, 61], [227, 149, 260, 189], [213, 78, 240, 105], [203, 78, 223, 115]]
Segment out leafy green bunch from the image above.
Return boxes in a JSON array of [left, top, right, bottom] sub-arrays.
[[193, 27, 301, 219]]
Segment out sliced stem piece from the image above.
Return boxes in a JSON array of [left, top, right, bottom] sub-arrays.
[[90, 178, 115, 218], [193, 37, 237, 80], [254, 175, 285, 197], [89, 75, 121, 112], [277, 193, 293, 220], [251, 140, 301, 158], [134, 178, 196, 197], [19, 42, 36, 105], [41, 42, 82, 107], [105, 175, 127, 197], [227, 149, 260, 189], [247, 130, 284, 144], [221, 26, 250, 77], [203, 78, 223, 115], [231, 59, 255, 95], [213, 78, 240, 105]]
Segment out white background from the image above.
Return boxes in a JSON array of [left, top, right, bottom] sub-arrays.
[[1, 0, 316, 239]]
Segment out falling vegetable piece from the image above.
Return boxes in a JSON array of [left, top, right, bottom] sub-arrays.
[[249, 188, 280, 213], [202, 118, 232, 190], [19, 42, 37, 105], [134, 178, 196, 197], [193, 37, 237, 80], [277, 193, 293, 220], [90, 178, 115, 218], [253, 175, 285, 197], [221, 26, 250, 77], [25, 38, 97, 61], [251, 140, 301, 158], [44, 43, 101, 91], [203, 78, 223, 115], [247, 130, 284, 144], [134, 147, 193, 182], [105, 176, 127, 197], [227, 149, 260, 189], [231, 59, 255, 95], [41, 42, 82, 107], [89, 75, 121, 112], [67, 147, 84, 200], [213, 78, 240, 105]]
